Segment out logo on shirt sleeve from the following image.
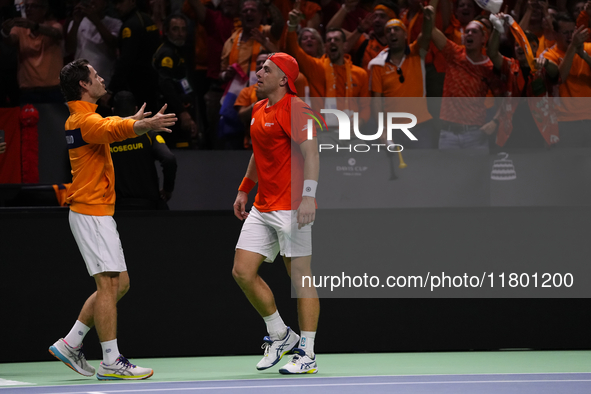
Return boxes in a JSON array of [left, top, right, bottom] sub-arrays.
[[156, 135, 166, 144], [122, 27, 131, 39], [251, 118, 255, 125]]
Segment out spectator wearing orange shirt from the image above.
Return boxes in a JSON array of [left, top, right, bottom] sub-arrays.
[[543, 12, 591, 147], [298, 27, 324, 58], [2, 0, 64, 104], [286, 9, 371, 134], [445, 0, 480, 45], [520, 0, 556, 56], [430, 18, 501, 151], [369, 11, 437, 149], [326, 1, 398, 69], [219, 0, 283, 87]]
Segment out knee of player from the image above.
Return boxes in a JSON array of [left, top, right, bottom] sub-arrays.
[[118, 281, 130, 299], [231, 263, 256, 284]]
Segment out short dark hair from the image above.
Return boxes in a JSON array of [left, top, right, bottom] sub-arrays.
[[552, 12, 575, 32], [524, 30, 539, 47], [326, 27, 346, 42], [59, 59, 91, 102], [112, 91, 137, 117], [163, 13, 188, 34]]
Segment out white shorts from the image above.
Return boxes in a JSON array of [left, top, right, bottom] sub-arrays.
[[236, 207, 312, 263], [69, 210, 127, 276]]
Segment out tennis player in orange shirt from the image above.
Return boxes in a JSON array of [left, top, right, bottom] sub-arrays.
[[231, 52, 320, 374]]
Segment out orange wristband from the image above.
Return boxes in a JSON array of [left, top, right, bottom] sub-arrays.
[[238, 177, 256, 193]]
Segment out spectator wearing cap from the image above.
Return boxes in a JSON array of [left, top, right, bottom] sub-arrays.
[[369, 11, 437, 149]]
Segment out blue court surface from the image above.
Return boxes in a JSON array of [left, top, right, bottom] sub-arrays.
[[2, 351, 591, 393]]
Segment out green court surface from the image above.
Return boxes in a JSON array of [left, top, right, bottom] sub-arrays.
[[1, 351, 590, 388]]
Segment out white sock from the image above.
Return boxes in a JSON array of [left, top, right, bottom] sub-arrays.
[[262, 310, 287, 341], [300, 331, 316, 358], [64, 320, 90, 348], [101, 339, 119, 365]]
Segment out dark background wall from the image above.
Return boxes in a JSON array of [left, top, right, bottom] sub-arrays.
[[1, 207, 590, 364]]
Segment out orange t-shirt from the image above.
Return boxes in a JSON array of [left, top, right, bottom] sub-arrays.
[[361, 36, 388, 70], [250, 93, 316, 212], [543, 42, 591, 121], [440, 39, 498, 125], [286, 31, 370, 120], [536, 33, 556, 57], [221, 26, 274, 77], [369, 43, 432, 124], [11, 22, 63, 88]]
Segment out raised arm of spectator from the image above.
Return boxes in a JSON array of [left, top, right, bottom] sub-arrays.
[[577, 40, 591, 68], [512, 0, 524, 20], [418, 4, 436, 51], [520, 0, 533, 31], [487, 14, 504, 70], [264, 0, 284, 41], [187, 0, 207, 24], [286, 10, 323, 79], [66, 5, 84, 54], [345, 11, 372, 52], [437, 0, 451, 33], [85, 4, 118, 49], [430, 19, 448, 51], [251, 28, 280, 52], [557, 25, 589, 82], [149, 131, 177, 201], [326, 0, 358, 32], [1, 19, 19, 45], [540, 0, 555, 41], [578, 1, 591, 41]]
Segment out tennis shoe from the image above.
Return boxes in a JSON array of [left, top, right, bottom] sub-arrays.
[[256, 327, 299, 370], [49, 338, 95, 377], [97, 355, 153, 380], [279, 348, 318, 374]]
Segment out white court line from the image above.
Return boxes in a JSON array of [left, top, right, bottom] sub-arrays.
[[45, 378, 591, 394], [0, 379, 34, 386], [3, 372, 591, 391]]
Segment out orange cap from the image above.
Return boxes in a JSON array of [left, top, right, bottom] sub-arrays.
[[268, 52, 299, 94]]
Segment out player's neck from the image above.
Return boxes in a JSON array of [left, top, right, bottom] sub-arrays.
[[388, 48, 405, 65], [79, 93, 98, 104], [266, 88, 288, 107]]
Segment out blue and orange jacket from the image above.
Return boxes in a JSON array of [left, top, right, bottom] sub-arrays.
[[65, 100, 137, 216]]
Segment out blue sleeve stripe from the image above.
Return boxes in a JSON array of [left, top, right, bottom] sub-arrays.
[[65, 128, 88, 150]]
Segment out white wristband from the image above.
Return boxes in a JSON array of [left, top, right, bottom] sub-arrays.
[[302, 180, 318, 198]]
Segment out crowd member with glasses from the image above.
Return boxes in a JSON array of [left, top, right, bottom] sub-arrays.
[[1, 0, 64, 104], [369, 8, 437, 149]]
